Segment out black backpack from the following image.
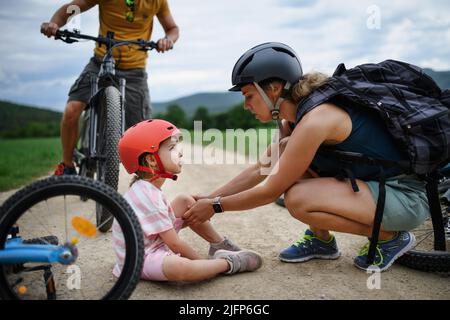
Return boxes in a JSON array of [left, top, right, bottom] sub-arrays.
[[295, 60, 450, 264], [297, 59, 450, 175]]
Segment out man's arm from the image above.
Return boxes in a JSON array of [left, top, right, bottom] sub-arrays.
[[155, 11, 179, 52], [41, 0, 97, 38]]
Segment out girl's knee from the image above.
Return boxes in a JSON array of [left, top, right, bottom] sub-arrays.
[[172, 194, 195, 218], [174, 194, 195, 207]]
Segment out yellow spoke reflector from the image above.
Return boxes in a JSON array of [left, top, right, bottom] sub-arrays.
[[71, 236, 79, 245], [71, 216, 97, 238]]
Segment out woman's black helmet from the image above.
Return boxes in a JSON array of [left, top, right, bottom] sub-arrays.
[[229, 42, 303, 92]]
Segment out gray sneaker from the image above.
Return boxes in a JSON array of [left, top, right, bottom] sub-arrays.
[[208, 237, 241, 258], [214, 249, 263, 275]]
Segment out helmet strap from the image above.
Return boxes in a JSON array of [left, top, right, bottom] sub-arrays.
[[137, 153, 178, 182], [254, 82, 291, 121]]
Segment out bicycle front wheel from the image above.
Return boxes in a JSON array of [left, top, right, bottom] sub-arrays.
[[0, 176, 144, 300], [96, 86, 122, 232]]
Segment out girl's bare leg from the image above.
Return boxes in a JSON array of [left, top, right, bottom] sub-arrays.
[[162, 255, 229, 282], [171, 195, 223, 243]]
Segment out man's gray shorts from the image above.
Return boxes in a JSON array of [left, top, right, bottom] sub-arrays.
[[68, 56, 151, 129]]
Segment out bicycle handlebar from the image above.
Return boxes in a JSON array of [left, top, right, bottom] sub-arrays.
[[55, 29, 158, 51]]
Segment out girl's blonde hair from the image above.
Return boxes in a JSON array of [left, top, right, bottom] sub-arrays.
[[129, 153, 152, 186]]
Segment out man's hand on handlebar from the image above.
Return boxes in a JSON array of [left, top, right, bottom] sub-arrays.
[[40, 22, 59, 38], [156, 36, 174, 53]]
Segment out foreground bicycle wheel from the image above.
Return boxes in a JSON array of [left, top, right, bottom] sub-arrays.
[[0, 176, 143, 300], [96, 86, 122, 233]]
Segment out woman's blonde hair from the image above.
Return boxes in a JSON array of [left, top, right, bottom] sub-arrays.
[[259, 71, 329, 104], [290, 72, 329, 103]]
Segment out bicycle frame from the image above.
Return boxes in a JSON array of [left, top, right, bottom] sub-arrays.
[[58, 30, 156, 174], [0, 237, 77, 265], [75, 33, 127, 170]]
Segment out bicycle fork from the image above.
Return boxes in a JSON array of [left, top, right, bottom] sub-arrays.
[[87, 76, 126, 157]]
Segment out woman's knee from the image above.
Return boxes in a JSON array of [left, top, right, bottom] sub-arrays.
[[284, 183, 310, 220]]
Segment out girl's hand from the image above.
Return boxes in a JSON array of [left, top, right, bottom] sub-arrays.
[[183, 199, 215, 226]]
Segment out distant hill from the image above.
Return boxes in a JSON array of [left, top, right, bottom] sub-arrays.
[[152, 70, 449, 117], [0, 67, 447, 138], [424, 69, 450, 90], [0, 101, 62, 138], [152, 92, 243, 117]]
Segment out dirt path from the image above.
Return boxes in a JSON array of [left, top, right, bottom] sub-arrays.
[[1, 142, 449, 300]]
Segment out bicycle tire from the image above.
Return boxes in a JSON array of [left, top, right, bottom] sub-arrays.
[[96, 86, 122, 232], [397, 250, 450, 273], [397, 197, 450, 273], [0, 175, 144, 300]]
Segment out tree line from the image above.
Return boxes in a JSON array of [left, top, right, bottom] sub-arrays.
[[154, 103, 274, 130]]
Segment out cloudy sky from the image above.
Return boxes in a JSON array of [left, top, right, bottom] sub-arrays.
[[0, 0, 449, 111]]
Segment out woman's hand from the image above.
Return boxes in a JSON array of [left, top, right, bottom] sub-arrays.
[[192, 194, 212, 201], [183, 199, 215, 226]]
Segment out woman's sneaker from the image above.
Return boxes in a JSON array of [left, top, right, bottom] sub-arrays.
[[354, 231, 415, 272], [214, 249, 263, 275], [208, 237, 241, 258], [278, 229, 341, 263]]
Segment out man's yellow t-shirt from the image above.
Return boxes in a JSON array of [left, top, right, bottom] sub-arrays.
[[85, 0, 170, 69]]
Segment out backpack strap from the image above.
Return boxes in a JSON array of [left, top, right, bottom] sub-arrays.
[[317, 148, 406, 170], [367, 166, 386, 265], [316, 148, 409, 265]]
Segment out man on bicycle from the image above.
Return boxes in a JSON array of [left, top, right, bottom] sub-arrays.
[[40, 0, 179, 175]]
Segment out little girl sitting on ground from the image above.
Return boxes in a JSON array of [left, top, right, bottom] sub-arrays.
[[113, 119, 262, 281]]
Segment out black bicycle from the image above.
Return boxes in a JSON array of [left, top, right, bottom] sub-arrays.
[[0, 175, 144, 300], [55, 29, 157, 232]]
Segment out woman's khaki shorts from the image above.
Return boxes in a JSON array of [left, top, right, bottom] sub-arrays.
[[366, 174, 430, 231]]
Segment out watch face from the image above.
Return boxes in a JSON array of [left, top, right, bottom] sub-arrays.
[[213, 203, 223, 213]]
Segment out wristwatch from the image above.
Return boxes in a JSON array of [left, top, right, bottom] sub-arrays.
[[212, 196, 224, 213]]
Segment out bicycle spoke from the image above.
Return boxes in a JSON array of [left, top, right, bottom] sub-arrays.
[[96, 215, 114, 232], [64, 196, 69, 243], [413, 231, 434, 248]]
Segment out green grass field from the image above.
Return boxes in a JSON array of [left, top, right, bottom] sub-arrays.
[[0, 137, 61, 191], [0, 129, 276, 192]]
